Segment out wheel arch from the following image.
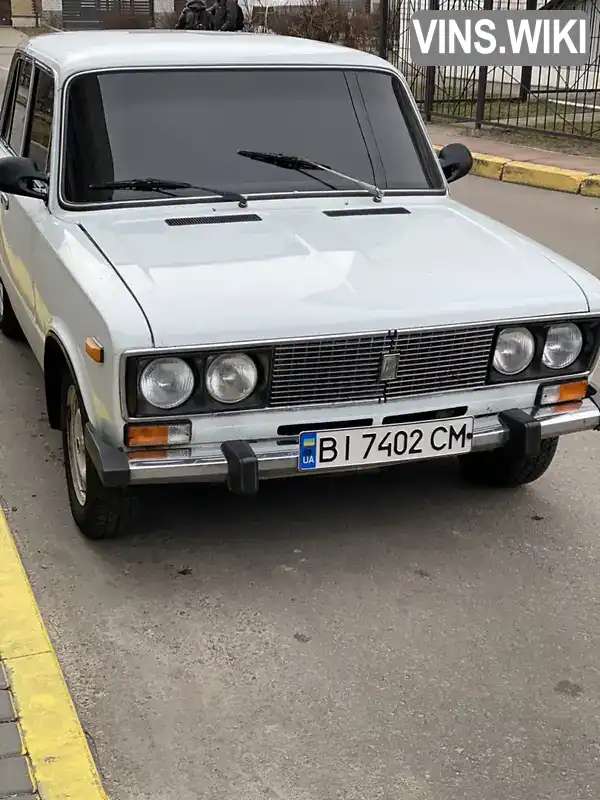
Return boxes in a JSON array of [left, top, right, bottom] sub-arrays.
[[43, 331, 94, 431]]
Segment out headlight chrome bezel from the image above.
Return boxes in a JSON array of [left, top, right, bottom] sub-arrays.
[[541, 322, 584, 370], [125, 347, 271, 418], [138, 356, 196, 410], [205, 352, 259, 405], [492, 327, 536, 376], [488, 317, 600, 384]]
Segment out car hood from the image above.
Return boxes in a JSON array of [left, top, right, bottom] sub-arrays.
[[80, 199, 590, 348]]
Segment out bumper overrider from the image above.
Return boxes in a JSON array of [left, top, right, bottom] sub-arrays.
[[85, 384, 600, 495]]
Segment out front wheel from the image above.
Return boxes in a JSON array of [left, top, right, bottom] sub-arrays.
[[459, 437, 559, 488], [62, 376, 135, 540], [0, 279, 24, 340]]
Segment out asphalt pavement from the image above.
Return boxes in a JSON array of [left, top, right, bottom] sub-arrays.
[[1, 152, 600, 798]]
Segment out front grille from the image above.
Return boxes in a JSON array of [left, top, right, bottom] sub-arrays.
[[268, 326, 496, 408]]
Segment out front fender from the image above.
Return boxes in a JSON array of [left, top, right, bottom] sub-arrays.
[[34, 221, 154, 447], [45, 320, 119, 444]]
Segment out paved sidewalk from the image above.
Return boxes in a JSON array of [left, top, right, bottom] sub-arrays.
[[427, 122, 600, 196], [0, 509, 108, 800], [427, 123, 600, 174], [0, 27, 27, 50], [0, 664, 37, 799]]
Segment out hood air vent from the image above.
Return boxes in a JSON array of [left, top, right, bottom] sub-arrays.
[[323, 207, 410, 218], [166, 214, 262, 226]]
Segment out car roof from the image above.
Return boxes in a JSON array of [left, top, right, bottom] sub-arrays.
[[20, 30, 391, 82]]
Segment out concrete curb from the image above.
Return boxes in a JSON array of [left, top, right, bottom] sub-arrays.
[[432, 145, 600, 197], [0, 508, 109, 800]]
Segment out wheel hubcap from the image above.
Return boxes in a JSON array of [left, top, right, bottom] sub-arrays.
[[66, 385, 87, 506]]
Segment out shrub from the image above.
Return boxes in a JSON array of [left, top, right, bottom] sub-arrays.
[[250, 0, 379, 53]]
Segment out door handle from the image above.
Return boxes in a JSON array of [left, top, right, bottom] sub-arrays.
[[0, 192, 9, 210]]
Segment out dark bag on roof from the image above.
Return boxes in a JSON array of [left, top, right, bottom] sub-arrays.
[[179, 2, 211, 29], [235, 3, 244, 29]]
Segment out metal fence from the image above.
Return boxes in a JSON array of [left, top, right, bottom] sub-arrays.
[[382, 0, 600, 139], [49, 0, 600, 140], [60, 0, 155, 29]]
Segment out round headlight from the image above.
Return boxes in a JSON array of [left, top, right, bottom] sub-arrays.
[[542, 323, 583, 370], [139, 357, 195, 409], [206, 353, 258, 404], [493, 327, 535, 375]]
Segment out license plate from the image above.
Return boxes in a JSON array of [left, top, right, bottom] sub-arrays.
[[298, 417, 474, 472]]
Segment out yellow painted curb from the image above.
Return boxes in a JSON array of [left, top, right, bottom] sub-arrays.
[[470, 153, 509, 180], [432, 145, 508, 180], [580, 173, 600, 198], [499, 161, 588, 194], [0, 508, 109, 800], [431, 143, 597, 195]]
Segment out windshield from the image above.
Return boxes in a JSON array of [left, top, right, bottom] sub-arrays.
[[61, 67, 440, 206]]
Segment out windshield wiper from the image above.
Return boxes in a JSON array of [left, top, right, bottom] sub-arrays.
[[88, 178, 248, 208], [237, 150, 384, 203]]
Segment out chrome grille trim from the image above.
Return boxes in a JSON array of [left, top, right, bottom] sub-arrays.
[[268, 326, 496, 407]]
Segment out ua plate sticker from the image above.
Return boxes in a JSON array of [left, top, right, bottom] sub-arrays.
[[298, 431, 318, 470]]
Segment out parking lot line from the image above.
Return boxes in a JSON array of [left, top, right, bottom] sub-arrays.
[[0, 508, 108, 800]]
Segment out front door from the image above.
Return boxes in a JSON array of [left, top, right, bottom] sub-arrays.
[[22, 64, 55, 350], [0, 55, 36, 339]]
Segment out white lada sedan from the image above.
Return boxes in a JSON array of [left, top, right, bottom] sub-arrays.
[[0, 30, 598, 539]]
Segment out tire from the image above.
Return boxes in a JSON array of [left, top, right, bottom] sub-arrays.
[[61, 374, 135, 540], [459, 436, 559, 488], [0, 279, 24, 340]]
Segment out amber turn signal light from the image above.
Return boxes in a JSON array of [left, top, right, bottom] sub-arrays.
[[85, 337, 104, 363], [125, 422, 191, 448], [538, 379, 588, 407]]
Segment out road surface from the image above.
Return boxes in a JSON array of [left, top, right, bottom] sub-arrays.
[[1, 175, 599, 800]]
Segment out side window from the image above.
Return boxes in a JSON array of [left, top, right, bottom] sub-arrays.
[[0, 58, 19, 142], [24, 69, 54, 173], [7, 59, 32, 153]]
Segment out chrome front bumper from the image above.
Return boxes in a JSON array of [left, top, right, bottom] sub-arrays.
[[85, 395, 600, 493]]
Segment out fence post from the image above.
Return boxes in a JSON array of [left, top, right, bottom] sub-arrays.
[[378, 0, 389, 61], [423, 0, 439, 122], [519, 0, 537, 102], [475, 66, 488, 128], [475, 0, 493, 128], [424, 67, 435, 121]]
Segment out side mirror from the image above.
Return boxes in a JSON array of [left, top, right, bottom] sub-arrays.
[[0, 156, 48, 201], [438, 143, 473, 184]]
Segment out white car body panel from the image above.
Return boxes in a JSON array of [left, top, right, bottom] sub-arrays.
[[79, 196, 589, 349], [19, 30, 409, 78], [0, 30, 598, 463], [0, 138, 154, 439]]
